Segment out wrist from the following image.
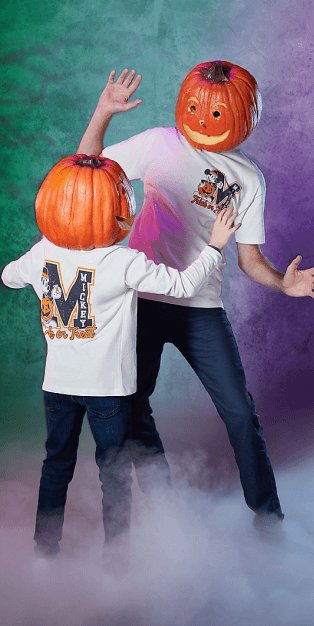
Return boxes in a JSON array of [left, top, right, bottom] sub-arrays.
[[209, 237, 223, 250], [270, 270, 286, 292], [280, 276, 290, 294], [93, 106, 113, 127], [208, 244, 222, 255]]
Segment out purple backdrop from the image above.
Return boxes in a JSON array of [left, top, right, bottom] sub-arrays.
[[151, 0, 314, 470]]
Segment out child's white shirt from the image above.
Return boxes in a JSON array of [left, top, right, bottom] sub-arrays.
[[2, 238, 220, 396]]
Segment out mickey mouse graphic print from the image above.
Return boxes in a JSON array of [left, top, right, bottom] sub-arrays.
[[40, 261, 96, 341], [192, 168, 241, 214], [192, 169, 240, 214]]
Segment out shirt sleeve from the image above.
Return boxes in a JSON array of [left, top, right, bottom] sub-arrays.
[[235, 190, 266, 244], [101, 128, 159, 181], [235, 162, 266, 245], [124, 246, 221, 298], [1, 239, 44, 289]]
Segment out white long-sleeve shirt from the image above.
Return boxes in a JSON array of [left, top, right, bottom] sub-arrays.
[[2, 237, 221, 396]]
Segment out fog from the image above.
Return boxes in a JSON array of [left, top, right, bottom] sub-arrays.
[[1, 446, 314, 626]]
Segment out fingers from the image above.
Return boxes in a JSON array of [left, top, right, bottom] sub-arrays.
[[117, 68, 129, 84], [218, 207, 238, 227], [107, 70, 116, 84], [125, 98, 142, 110], [217, 207, 227, 221], [128, 74, 142, 95], [123, 69, 135, 87], [124, 69, 136, 88], [116, 68, 141, 88], [107, 69, 142, 109], [226, 209, 238, 226], [231, 222, 242, 232], [287, 255, 302, 273], [291, 255, 302, 266]]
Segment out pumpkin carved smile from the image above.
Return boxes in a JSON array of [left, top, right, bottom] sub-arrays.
[[182, 124, 231, 146]]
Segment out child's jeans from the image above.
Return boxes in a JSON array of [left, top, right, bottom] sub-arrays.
[[34, 391, 132, 551]]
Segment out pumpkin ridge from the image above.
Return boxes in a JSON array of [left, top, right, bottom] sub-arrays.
[[89, 164, 95, 248], [104, 166, 122, 220], [233, 78, 257, 140], [98, 169, 116, 247], [106, 166, 122, 215], [97, 169, 107, 247], [94, 168, 107, 247], [67, 165, 82, 249], [232, 73, 260, 123], [228, 81, 251, 142]]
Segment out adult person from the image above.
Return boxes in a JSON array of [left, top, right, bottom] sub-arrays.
[[77, 62, 314, 520]]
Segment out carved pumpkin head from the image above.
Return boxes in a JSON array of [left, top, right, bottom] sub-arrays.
[[175, 60, 262, 152], [35, 155, 136, 250]]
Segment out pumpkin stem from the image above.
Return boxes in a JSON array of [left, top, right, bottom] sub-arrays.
[[200, 62, 231, 83], [76, 156, 103, 168]]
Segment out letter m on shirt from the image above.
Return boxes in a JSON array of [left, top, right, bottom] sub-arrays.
[[45, 261, 95, 329]]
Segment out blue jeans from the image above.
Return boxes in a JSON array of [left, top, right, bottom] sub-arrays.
[[34, 392, 132, 549], [131, 299, 283, 517]]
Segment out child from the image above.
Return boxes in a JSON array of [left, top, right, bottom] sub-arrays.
[[1, 154, 239, 558]]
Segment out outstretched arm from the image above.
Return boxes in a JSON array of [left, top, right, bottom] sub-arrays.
[[1, 240, 44, 290], [126, 209, 240, 298], [77, 69, 142, 155], [237, 243, 314, 298]]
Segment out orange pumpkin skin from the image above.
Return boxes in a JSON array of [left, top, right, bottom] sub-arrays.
[[175, 60, 262, 152], [35, 155, 135, 250], [41, 296, 53, 323]]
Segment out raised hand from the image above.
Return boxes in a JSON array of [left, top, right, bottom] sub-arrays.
[[282, 255, 314, 298], [96, 69, 142, 116], [209, 207, 241, 250]]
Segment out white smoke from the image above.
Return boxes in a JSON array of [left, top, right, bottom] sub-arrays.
[[0, 449, 314, 626]]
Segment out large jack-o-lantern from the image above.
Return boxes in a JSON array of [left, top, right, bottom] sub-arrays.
[[35, 155, 136, 250], [175, 60, 262, 152]]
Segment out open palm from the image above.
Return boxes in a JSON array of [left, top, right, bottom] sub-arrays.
[[283, 255, 314, 298], [97, 69, 142, 115]]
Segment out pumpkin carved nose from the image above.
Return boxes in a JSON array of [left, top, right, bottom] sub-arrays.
[[199, 120, 206, 128]]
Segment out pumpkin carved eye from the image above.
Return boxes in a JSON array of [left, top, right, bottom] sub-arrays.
[[188, 104, 197, 113], [213, 110, 221, 118]]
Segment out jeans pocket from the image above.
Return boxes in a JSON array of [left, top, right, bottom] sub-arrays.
[[87, 396, 122, 421]]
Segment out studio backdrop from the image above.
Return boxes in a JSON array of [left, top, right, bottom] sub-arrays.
[[0, 0, 313, 474]]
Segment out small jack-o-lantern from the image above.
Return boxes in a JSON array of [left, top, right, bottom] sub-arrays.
[[198, 181, 216, 197], [175, 60, 262, 152], [35, 155, 136, 250], [41, 296, 53, 323]]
